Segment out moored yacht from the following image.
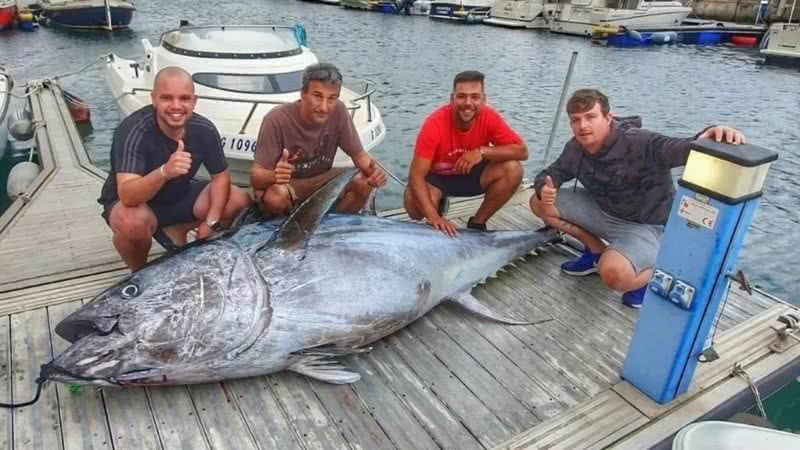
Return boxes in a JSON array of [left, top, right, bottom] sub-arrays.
[[372, 0, 432, 14], [40, 0, 135, 30], [105, 25, 386, 186], [550, 0, 691, 37], [760, 22, 800, 66], [484, 0, 555, 29], [429, 0, 495, 23]]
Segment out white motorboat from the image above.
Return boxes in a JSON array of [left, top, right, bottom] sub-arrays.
[[429, 0, 495, 23], [483, 0, 555, 29], [39, 0, 135, 30], [673, 421, 800, 449], [550, 0, 692, 37], [105, 24, 386, 186], [760, 22, 800, 67]]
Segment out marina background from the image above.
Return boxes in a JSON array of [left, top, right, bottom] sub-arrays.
[[0, 0, 797, 302]]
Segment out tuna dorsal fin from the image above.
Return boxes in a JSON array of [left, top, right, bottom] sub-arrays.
[[266, 168, 359, 251], [288, 355, 361, 384], [446, 291, 553, 325]]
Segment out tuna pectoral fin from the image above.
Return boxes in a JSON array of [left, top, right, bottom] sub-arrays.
[[288, 356, 361, 384], [446, 291, 547, 325]]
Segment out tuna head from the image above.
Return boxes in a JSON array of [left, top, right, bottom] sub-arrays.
[[52, 235, 273, 386]]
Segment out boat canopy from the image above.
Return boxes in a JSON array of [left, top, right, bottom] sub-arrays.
[[160, 25, 305, 59]]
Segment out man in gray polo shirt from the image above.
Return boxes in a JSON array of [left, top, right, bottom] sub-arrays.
[[530, 89, 746, 308], [251, 63, 387, 215]]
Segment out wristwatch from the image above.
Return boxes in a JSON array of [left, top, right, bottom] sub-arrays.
[[206, 218, 224, 232]]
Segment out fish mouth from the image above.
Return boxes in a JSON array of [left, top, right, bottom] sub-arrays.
[[42, 362, 120, 387], [45, 362, 169, 387]]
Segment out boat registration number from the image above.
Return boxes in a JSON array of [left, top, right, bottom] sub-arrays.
[[220, 135, 258, 153]]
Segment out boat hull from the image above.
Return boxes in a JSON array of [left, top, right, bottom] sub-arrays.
[[761, 23, 800, 67], [42, 3, 134, 29], [484, 0, 550, 29], [0, 5, 15, 31], [551, 4, 690, 37], [429, 2, 493, 23]]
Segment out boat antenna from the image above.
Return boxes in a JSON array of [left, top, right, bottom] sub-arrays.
[[542, 51, 578, 168]]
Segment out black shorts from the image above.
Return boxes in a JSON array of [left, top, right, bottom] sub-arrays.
[[101, 180, 208, 228], [425, 160, 489, 197]]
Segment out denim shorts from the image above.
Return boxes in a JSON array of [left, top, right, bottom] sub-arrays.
[[556, 188, 664, 274]]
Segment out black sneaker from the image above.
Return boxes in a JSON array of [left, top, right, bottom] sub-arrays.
[[466, 217, 487, 231]]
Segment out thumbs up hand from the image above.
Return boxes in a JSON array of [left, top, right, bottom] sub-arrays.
[[274, 149, 294, 185], [540, 175, 557, 206], [162, 139, 192, 180]]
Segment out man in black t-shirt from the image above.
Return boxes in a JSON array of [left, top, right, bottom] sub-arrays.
[[98, 67, 250, 271]]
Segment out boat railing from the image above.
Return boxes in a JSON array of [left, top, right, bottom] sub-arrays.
[[347, 79, 377, 123], [125, 81, 376, 133]]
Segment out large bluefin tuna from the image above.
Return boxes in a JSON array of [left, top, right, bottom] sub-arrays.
[[46, 169, 558, 386]]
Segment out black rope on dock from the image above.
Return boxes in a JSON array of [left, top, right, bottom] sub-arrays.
[[0, 364, 50, 409]]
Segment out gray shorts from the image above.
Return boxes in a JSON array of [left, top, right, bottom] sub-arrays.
[[555, 188, 663, 275]]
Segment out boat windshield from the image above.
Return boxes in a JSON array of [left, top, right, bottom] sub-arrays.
[[193, 71, 303, 95], [161, 25, 303, 59]]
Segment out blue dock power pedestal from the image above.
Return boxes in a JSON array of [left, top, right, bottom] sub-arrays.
[[622, 138, 778, 404]]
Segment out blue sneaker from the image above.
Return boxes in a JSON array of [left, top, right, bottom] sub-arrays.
[[561, 248, 600, 276], [622, 286, 647, 309]]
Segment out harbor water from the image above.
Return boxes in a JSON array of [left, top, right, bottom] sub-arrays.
[[0, 0, 798, 433]]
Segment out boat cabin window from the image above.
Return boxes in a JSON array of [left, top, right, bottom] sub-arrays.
[[193, 72, 304, 94], [161, 26, 303, 59]]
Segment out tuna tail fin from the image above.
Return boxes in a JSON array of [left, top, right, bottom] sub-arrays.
[[446, 291, 552, 326], [288, 355, 361, 384], [264, 168, 359, 252]]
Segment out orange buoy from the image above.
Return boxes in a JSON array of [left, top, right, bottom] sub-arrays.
[[731, 34, 759, 47]]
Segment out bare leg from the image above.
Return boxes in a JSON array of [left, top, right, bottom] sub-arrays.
[[109, 203, 158, 271], [529, 193, 606, 253], [258, 184, 294, 216], [403, 183, 443, 221], [472, 160, 523, 224], [161, 223, 196, 246], [192, 184, 252, 225], [336, 173, 373, 213], [598, 249, 651, 291]]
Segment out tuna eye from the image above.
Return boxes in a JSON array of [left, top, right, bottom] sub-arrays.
[[121, 284, 140, 299]]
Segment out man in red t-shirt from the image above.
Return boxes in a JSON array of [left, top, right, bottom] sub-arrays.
[[404, 71, 528, 236]]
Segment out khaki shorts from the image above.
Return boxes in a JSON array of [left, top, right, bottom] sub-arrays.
[[256, 167, 346, 208], [556, 188, 664, 275]]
